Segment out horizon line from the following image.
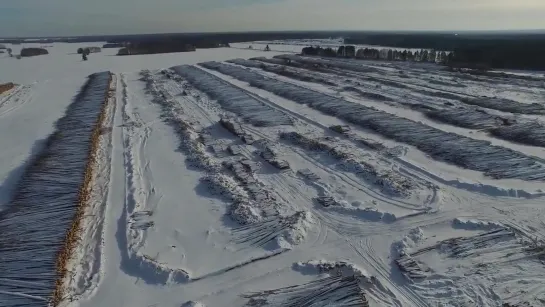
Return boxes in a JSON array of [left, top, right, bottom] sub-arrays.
[[1, 28, 545, 40]]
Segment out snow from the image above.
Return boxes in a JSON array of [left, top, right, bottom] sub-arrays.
[[231, 38, 426, 53], [1, 40, 545, 307]]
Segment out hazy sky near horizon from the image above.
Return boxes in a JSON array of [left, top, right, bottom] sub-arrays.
[[1, 0, 545, 37]]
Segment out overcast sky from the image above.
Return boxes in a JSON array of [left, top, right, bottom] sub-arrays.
[[1, 0, 545, 37]]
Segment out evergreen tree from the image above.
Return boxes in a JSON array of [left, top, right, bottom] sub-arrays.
[[337, 46, 346, 57], [421, 50, 429, 62], [429, 50, 437, 62]]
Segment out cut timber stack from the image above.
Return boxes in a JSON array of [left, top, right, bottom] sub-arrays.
[[220, 117, 257, 145], [52, 72, 112, 306], [0, 72, 112, 307]]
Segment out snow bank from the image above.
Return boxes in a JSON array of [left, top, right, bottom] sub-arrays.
[[202, 60, 545, 181], [129, 251, 190, 284]]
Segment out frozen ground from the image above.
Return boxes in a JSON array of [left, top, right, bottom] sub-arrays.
[[1, 41, 545, 307]]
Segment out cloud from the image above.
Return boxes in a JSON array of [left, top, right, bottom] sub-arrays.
[[0, 0, 544, 37]]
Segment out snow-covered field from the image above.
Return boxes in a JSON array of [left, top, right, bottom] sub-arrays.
[[1, 41, 545, 307], [230, 39, 425, 53]]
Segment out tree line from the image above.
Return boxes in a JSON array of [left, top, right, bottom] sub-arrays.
[[448, 43, 545, 71], [301, 46, 450, 64], [302, 42, 545, 71], [345, 33, 545, 71]]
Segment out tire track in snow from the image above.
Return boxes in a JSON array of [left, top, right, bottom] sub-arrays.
[[122, 74, 160, 249], [351, 239, 429, 307], [115, 74, 191, 285], [0, 84, 33, 117]]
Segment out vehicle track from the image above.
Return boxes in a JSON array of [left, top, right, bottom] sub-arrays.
[[351, 239, 429, 307], [121, 73, 159, 250], [0, 84, 32, 117]]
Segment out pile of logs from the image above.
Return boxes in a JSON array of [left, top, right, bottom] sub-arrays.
[[52, 73, 112, 305]]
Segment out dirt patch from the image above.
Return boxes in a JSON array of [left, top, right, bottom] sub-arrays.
[[0, 82, 16, 95]]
